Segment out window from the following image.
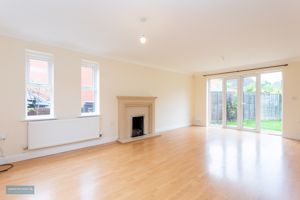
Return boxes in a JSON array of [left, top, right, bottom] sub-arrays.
[[26, 50, 54, 119], [81, 60, 99, 115]]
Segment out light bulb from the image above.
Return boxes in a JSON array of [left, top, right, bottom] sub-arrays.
[[140, 35, 146, 44]]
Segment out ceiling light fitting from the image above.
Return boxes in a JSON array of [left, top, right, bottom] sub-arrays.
[[140, 35, 147, 44], [139, 17, 147, 44]]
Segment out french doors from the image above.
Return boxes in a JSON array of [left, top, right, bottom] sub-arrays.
[[208, 71, 282, 133], [224, 76, 258, 131]]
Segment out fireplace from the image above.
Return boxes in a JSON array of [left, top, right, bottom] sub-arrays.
[[132, 116, 144, 137], [117, 96, 159, 143]]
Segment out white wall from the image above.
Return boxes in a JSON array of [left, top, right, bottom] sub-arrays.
[[194, 63, 300, 140], [282, 62, 300, 140], [193, 74, 207, 126], [0, 35, 193, 160]]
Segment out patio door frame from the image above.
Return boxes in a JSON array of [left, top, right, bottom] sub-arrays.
[[207, 69, 283, 134], [208, 73, 265, 133], [240, 74, 260, 132], [223, 75, 260, 132]]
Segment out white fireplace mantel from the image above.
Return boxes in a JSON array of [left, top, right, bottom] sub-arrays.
[[117, 96, 160, 143]]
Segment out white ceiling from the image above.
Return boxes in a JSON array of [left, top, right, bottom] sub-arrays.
[[0, 0, 300, 73]]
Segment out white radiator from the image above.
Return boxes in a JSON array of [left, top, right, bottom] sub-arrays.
[[28, 117, 100, 150]]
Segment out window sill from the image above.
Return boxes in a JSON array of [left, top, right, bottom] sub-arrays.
[[24, 116, 57, 122], [78, 114, 100, 118]]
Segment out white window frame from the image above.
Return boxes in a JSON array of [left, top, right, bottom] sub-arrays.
[[25, 50, 54, 120], [80, 59, 100, 116]]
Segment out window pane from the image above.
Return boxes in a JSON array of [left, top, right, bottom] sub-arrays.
[[81, 66, 94, 88], [209, 79, 223, 125], [226, 79, 238, 127], [261, 72, 282, 133], [81, 61, 98, 115], [29, 59, 49, 85], [242, 77, 256, 129], [27, 86, 51, 116], [81, 90, 95, 113]]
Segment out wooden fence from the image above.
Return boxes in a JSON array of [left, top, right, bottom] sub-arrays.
[[210, 91, 223, 124], [210, 92, 282, 122]]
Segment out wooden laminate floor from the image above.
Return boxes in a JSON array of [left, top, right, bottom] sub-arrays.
[[1, 127, 300, 200]]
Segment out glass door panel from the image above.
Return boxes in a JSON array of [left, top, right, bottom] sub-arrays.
[[260, 72, 283, 133], [242, 76, 257, 130], [226, 79, 238, 127], [209, 79, 223, 126]]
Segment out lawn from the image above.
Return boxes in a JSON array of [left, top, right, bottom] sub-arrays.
[[227, 120, 282, 132]]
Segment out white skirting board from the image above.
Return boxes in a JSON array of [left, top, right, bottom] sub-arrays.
[[156, 122, 192, 133], [0, 136, 118, 165], [28, 117, 100, 149]]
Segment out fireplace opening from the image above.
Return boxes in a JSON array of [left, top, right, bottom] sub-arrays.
[[132, 116, 144, 137]]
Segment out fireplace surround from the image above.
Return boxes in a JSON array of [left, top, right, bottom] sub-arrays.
[[117, 96, 160, 143]]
